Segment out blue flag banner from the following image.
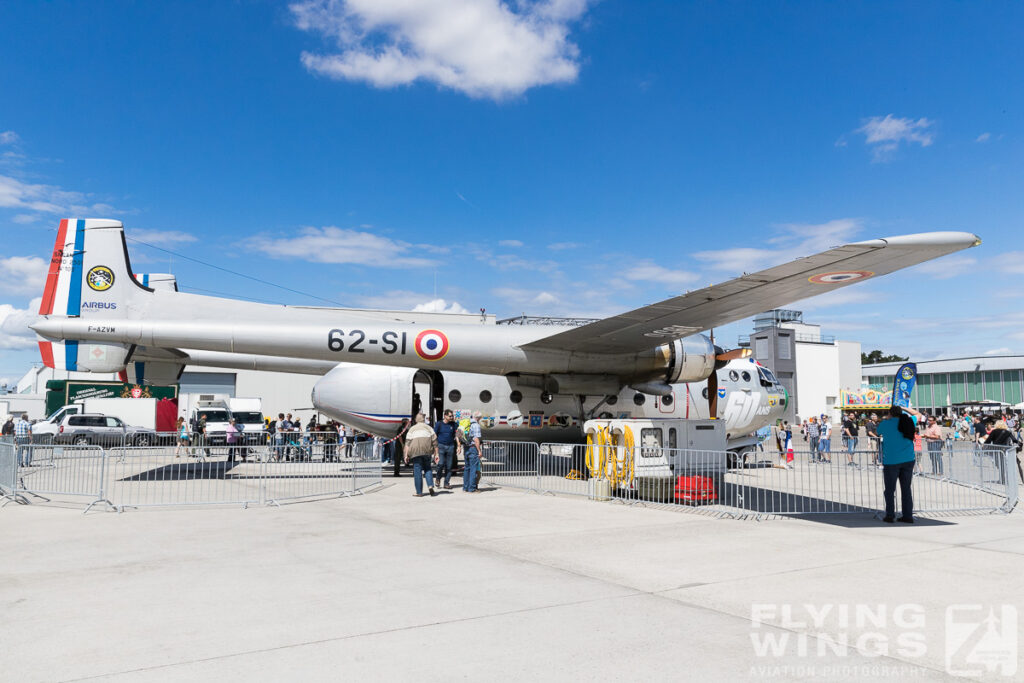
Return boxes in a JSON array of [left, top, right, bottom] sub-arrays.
[[891, 362, 917, 409]]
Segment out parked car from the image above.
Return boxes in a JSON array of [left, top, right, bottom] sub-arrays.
[[53, 413, 157, 447]]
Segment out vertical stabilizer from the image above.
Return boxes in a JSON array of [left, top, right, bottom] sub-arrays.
[[36, 218, 144, 372]]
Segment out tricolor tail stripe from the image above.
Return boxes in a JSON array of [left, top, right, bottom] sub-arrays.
[[66, 220, 85, 316], [39, 219, 68, 315], [38, 341, 55, 368], [64, 340, 79, 371]]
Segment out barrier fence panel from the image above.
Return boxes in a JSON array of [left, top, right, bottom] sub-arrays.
[[537, 444, 591, 498], [351, 441, 383, 494], [479, 441, 540, 491], [0, 442, 17, 504], [261, 439, 381, 505], [11, 444, 110, 510], [518, 441, 1020, 519], [105, 446, 262, 509]]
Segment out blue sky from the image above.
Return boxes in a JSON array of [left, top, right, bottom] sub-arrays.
[[1, 1, 1022, 384]]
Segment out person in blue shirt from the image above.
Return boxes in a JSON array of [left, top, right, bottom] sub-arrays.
[[877, 405, 922, 523], [433, 410, 459, 490]]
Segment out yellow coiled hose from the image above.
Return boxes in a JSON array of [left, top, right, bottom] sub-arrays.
[[609, 426, 635, 487], [585, 427, 609, 479]]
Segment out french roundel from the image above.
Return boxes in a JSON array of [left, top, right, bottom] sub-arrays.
[[414, 329, 449, 361], [808, 270, 874, 284]]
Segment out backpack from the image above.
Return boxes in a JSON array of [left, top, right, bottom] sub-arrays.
[[267, 420, 276, 435]]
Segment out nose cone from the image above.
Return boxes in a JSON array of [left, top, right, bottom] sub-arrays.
[[312, 364, 412, 437]]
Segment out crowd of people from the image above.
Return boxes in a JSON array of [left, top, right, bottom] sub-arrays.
[[166, 409, 487, 497]]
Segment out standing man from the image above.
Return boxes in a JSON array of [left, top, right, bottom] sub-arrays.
[[433, 410, 458, 490], [922, 415, 944, 476], [819, 417, 832, 463], [225, 418, 242, 464], [403, 413, 437, 497], [273, 413, 287, 461], [197, 413, 210, 458], [15, 413, 32, 467], [2, 415, 14, 441], [842, 412, 859, 463], [463, 411, 483, 493], [805, 417, 820, 462], [864, 414, 880, 466]]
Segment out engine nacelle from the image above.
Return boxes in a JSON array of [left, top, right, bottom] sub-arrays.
[[665, 335, 718, 385]]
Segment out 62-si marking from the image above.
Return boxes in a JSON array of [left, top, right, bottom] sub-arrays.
[[328, 329, 406, 355]]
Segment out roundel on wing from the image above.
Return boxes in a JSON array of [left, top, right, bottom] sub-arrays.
[[808, 270, 874, 284], [414, 329, 449, 361]]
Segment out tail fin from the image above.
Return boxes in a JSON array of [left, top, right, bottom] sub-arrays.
[[37, 218, 150, 372]]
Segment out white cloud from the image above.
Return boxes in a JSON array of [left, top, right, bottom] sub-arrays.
[[291, 0, 591, 100], [548, 241, 579, 251], [0, 298, 41, 349], [696, 218, 865, 273], [252, 226, 436, 268], [0, 256, 48, 296], [855, 115, 935, 161], [0, 173, 118, 216], [12, 214, 37, 224], [347, 289, 470, 313], [0, 131, 18, 145], [985, 347, 1011, 355], [532, 291, 558, 305], [993, 251, 1024, 275], [976, 132, 991, 143], [412, 298, 470, 314], [622, 260, 698, 286], [909, 254, 977, 280], [127, 229, 198, 245], [498, 239, 523, 248], [693, 246, 777, 273]]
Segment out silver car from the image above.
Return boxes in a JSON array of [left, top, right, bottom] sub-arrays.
[[54, 413, 157, 447]]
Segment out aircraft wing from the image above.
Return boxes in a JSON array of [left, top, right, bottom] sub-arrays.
[[522, 231, 980, 354]]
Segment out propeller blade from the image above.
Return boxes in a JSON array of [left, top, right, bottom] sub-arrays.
[[707, 368, 719, 419], [716, 348, 752, 362]]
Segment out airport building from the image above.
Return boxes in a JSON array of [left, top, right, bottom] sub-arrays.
[[862, 356, 1024, 414], [740, 309, 862, 424]]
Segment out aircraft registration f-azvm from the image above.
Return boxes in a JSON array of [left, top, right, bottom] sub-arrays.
[[31, 219, 980, 448]]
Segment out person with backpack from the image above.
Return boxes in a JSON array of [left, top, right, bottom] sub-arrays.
[[878, 405, 922, 523], [462, 411, 483, 493]]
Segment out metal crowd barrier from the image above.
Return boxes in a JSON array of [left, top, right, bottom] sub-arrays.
[[481, 440, 1020, 519], [0, 434, 383, 512]]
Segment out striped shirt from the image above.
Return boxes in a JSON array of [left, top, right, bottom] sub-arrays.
[[14, 419, 31, 437]]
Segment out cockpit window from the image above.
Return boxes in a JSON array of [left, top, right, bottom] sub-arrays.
[[757, 366, 779, 387]]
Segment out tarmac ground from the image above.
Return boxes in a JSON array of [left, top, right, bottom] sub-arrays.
[[2, 475, 1022, 682]]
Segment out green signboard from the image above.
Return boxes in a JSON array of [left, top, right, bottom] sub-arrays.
[[45, 381, 178, 417]]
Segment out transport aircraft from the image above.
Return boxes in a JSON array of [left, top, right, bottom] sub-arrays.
[[30, 219, 979, 448]]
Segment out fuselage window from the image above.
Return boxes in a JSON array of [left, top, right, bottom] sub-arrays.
[[728, 370, 739, 382], [448, 390, 462, 403], [741, 371, 751, 382], [668, 427, 677, 449], [479, 390, 492, 403], [606, 395, 618, 405], [701, 387, 709, 399], [509, 390, 523, 403], [633, 393, 646, 406], [661, 394, 674, 407]]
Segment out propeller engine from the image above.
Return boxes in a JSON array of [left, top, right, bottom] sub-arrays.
[[706, 334, 752, 418]]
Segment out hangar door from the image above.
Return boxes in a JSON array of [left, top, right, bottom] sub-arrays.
[[178, 372, 236, 397]]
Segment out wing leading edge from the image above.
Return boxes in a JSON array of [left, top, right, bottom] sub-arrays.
[[522, 231, 981, 354]]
